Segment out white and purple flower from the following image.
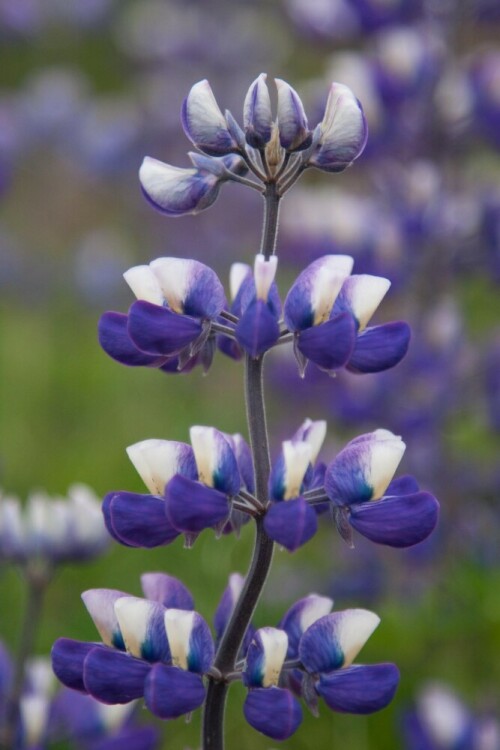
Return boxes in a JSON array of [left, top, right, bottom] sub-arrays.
[[103, 427, 254, 549], [324, 429, 439, 548]]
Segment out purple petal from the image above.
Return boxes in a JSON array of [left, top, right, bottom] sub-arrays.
[[276, 78, 311, 151], [181, 80, 237, 156], [297, 313, 356, 371], [114, 597, 170, 663], [347, 322, 411, 374], [98, 312, 168, 367], [317, 663, 400, 714], [243, 73, 272, 148], [230, 434, 255, 494], [139, 157, 220, 217], [284, 256, 353, 333], [165, 475, 229, 534], [324, 430, 405, 506], [235, 300, 280, 357], [243, 687, 302, 741], [213, 573, 245, 642], [189, 426, 241, 496], [93, 727, 159, 750], [151, 258, 226, 319], [102, 493, 134, 548], [128, 301, 201, 357], [309, 83, 368, 173], [385, 475, 419, 496], [299, 610, 380, 674], [83, 648, 150, 704], [141, 573, 194, 610], [144, 664, 205, 719], [349, 492, 440, 548], [264, 498, 318, 552], [278, 595, 333, 659], [51, 639, 96, 692], [107, 492, 179, 548]]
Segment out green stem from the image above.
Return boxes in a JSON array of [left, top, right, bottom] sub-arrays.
[[260, 184, 281, 260], [202, 356, 274, 750]]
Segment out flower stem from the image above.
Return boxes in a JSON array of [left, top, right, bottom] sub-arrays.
[[260, 183, 281, 260], [0, 566, 50, 750], [202, 355, 274, 749]]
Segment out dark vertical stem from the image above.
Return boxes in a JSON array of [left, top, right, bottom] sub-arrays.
[[0, 570, 49, 750], [202, 356, 274, 750], [260, 183, 281, 260]]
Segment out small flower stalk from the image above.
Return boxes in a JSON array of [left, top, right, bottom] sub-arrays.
[[54, 74, 440, 749]]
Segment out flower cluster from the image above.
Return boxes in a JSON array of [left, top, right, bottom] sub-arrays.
[[98, 253, 410, 377], [52, 573, 399, 741], [138, 74, 367, 217], [102, 419, 438, 554], [53, 73, 442, 747]]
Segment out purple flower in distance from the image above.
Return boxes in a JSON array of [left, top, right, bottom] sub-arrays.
[[98, 257, 226, 374], [324, 430, 439, 548], [0, 484, 109, 565]]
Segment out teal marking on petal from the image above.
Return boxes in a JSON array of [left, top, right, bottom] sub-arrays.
[[111, 630, 125, 651]]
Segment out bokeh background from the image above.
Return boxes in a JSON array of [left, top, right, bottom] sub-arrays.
[[1, 0, 499, 747]]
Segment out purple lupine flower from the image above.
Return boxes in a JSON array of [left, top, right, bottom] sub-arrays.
[[103, 439, 198, 549], [98, 257, 227, 374], [242, 628, 303, 740], [105, 428, 253, 549], [298, 609, 400, 714], [324, 430, 439, 547], [52, 688, 159, 750], [283, 256, 410, 377], [51, 575, 196, 706], [263, 419, 326, 551], [402, 682, 480, 750], [0, 484, 109, 564]]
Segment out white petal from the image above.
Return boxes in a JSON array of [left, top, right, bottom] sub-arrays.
[[150, 257, 194, 313], [254, 254, 278, 302], [114, 596, 154, 658], [368, 433, 406, 499], [299, 595, 334, 632], [164, 609, 195, 670], [341, 275, 391, 331], [229, 263, 251, 301], [123, 264, 164, 306], [257, 628, 288, 687], [126, 439, 185, 495], [336, 609, 380, 666], [282, 440, 313, 499]]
